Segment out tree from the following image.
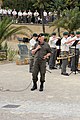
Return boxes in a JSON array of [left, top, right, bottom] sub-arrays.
[[49, 0, 67, 36], [33, 0, 50, 33], [50, 7, 80, 34], [0, 17, 32, 50], [2, 0, 34, 11], [49, 0, 79, 36]]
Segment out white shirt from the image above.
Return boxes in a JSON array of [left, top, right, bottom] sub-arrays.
[[3, 9, 7, 15], [34, 11, 39, 17], [48, 36, 58, 48], [0, 8, 3, 14], [28, 11, 32, 16], [61, 37, 69, 52], [7, 9, 12, 15], [23, 11, 27, 16], [12, 10, 17, 16], [43, 11, 47, 16], [48, 12, 52, 16], [70, 36, 80, 49], [18, 11, 22, 16], [29, 38, 36, 50], [67, 36, 74, 47]]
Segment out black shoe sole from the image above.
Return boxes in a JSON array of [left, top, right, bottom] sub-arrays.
[[39, 89, 43, 91], [31, 87, 37, 91]]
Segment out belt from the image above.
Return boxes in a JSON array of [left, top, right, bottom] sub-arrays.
[[51, 47, 56, 49], [71, 48, 79, 50]]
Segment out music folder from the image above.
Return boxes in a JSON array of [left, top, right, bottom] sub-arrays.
[[72, 40, 79, 47], [56, 38, 61, 46]]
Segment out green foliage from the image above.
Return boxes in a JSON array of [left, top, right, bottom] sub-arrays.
[[3, 41, 8, 50], [2, 0, 80, 11], [7, 47, 17, 61], [2, 0, 38, 11], [0, 17, 32, 50], [33, 0, 50, 10], [44, 33, 50, 42], [0, 41, 8, 50], [0, 44, 2, 50], [50, 7, 80, 33]]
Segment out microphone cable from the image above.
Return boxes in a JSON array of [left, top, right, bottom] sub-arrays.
[[0, 81, 32, 92]]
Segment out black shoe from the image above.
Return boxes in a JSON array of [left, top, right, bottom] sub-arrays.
[[39, 87, 43, 91], [29, 70, 32, 73], [61, 73, 69, 76], [31, 85, 37, 91], [52, 67, 57, 69], [31, 83, 37, 91], [49, 67, 53, 70], [76, 69, 80, 72], [39, 82, 43, 91], [59, 66, 62, 69]]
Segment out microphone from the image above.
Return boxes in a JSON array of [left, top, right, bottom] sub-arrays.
[[38, 40, 40, 45]]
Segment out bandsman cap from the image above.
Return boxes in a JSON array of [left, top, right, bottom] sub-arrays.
[[63, 32, 69, 35]]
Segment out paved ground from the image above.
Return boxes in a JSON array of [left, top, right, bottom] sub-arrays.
[[0, 63, 80, 120]]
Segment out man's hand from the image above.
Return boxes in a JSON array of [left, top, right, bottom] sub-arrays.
[[32, 45, 41, 54], [43, 53, 51, 60], [43, 55, 47, 59], [36, 45, 41, 50]]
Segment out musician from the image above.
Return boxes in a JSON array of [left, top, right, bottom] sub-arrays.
[[67, 31, 75, 68], [61, 32, 69, 76], [70, 31, 80, 72], [31, 33, 51, 91], [48, 32, 58, 69], [56, 37, 62, 69]]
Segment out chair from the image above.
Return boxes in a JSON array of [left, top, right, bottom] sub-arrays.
[[17, 37, 23, 42], [18, 44, 29, 61]]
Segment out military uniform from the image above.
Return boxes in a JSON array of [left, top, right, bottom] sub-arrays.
[[48, 32, 58, 69], [29, 33, 38, 73], [70, 31, 80, 72], [61, 32, 69, 76], [31, 33, 51, 91], [32, 42, 51, 82]]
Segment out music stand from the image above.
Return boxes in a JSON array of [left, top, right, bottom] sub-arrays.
[[56, 38, 61, 68], [56, 38, 61, 50], [69, 40, 79, 75]]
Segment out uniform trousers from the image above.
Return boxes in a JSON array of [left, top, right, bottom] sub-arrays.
[[61, 51, 69, 74], [32, 59, 46, 83], [71, 48, 79, 71], [29, 50, 34, 72], [49, 48, 57, 68]]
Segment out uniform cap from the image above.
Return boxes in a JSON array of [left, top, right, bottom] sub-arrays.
[[63, 32, 69, 35], [38, 33, 44, 37], [70, 31, 75, 35], [76, 31, 80, 34], [51, 32, 56, 35], [33, 33, 38, 37]]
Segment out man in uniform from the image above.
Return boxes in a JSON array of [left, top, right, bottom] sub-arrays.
[[70, 31, 80, 73], [29, 33, 38, 73], [34, 10, 39, 23], [12, 9, 17, 23], [31, 33, 51, 91], [48, 32, 58, 70], [23, 10, 27, 23], [27, 10, 32, 23], [61, 32, 69, 76], [67, 31, 75, 68], [18, 10, 22, 23]]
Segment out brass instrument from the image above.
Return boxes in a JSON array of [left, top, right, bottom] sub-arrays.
[[57, 53, 75, 61]]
